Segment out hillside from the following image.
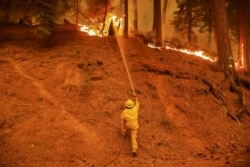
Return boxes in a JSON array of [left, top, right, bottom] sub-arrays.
[[0, 25, 250, 167]]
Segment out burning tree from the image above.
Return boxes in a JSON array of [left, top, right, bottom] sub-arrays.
[[211, 0, 250, 121], [237, 0, 250, 74], [84, 0, 110, 35], [172, 0, 250, 121], [78, 0, 124, 36], [124, 0, 128, 37]]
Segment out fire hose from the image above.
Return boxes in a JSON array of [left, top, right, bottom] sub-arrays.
[[103, 49, 136, 166], [102, 34, 136, 166], [103, 134, 125, 167]]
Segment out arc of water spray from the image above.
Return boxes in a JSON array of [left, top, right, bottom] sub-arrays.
[[121, 47, 136, 96], [115, 35, 136, 96]]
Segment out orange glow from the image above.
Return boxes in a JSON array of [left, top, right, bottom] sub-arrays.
[[78, 15, 122, 36], [235, 43, 245, 69], [79, 24, 101, 36], [148, 43, 216, 62]]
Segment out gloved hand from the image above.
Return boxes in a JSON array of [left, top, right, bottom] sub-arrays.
[[132, 95, 137, 102]]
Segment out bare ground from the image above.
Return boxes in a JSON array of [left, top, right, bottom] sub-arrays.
[[0, 25, 250, 167]]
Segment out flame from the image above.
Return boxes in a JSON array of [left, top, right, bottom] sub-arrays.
[[79, 24, 101, 36], [165, 46, 215, 62], [148, 43, 216, 62], [79, 15, 122, 36], [148, 42, 249, 71], [235, 43, 245, 69]]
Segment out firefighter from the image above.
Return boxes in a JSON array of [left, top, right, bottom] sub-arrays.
[[121, 97, 139, 157]]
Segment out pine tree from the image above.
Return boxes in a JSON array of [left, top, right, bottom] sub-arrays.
[[171, 0, 201, 43], [213, 0, 235, 77]]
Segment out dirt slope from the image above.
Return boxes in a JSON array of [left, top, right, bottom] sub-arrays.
[[0, 25, 250, 167]]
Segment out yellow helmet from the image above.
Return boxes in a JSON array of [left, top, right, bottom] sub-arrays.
[[125, 99, 135, 108]]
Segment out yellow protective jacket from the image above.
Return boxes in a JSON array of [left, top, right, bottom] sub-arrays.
[[121, 100, 140, 130]]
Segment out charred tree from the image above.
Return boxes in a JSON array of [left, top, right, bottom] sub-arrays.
[[186, 0, 192, 43], [238, 0, 250, 74], [100, 0, 109, 36], [237, 0, 247, 69], [75, 0, 79, 31], [108, 20, 115, 36], [124, 0, 128, 37], [133, 0, 138, 32], [213, 0, 235, 77], [212, 0, 250, 121], [154, 0, 162, 46], [246, 1, 250, 74]]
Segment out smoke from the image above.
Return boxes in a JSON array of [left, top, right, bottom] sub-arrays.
[[129, 0, 179, 41], [136, 0, 153, 33]]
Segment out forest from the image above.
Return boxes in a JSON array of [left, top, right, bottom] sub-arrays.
[[0, 0, 250, 73], [0, 0, 250, 166], [1, 0, 250, 121]]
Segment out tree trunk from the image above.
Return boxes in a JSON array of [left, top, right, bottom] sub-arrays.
[[186, 0, 192, 43], [133, 0, 138, 31], [154, 0, 162, 46], [246, 1, 250, 74], [124, 0, 128, 37], [75, 0, 78, 31], [153, 0, 157, 32], [238, 0, 247, 69], [213, 0, 235, 77], [207, 3, 212, 48], [100, 0, 109, 36]]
